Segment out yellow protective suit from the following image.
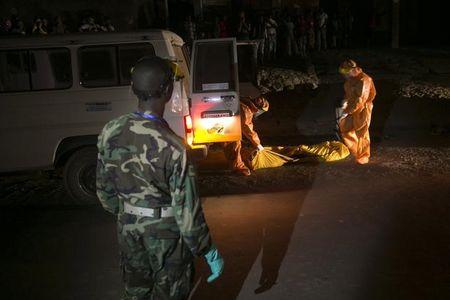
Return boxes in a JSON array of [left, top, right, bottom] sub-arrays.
[[339, 68, 376, 164], [224, 97, 267, 172]]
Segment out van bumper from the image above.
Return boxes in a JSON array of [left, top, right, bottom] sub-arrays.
[[189, 144, 208, 161]]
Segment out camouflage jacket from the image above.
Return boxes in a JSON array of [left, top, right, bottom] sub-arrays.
[[96, 111, 212, 256]]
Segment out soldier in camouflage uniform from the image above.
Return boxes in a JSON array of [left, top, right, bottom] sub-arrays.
[[96, 56, 224, 300]]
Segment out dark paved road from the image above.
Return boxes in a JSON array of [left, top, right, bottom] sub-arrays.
[[193, 169, 450, 300], [1, 157, 449, 300]]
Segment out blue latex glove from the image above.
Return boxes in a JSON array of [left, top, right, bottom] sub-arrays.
[[204, 245, 224, 283]]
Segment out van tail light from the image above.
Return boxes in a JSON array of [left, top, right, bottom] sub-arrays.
[[184, 115, 194, 145]]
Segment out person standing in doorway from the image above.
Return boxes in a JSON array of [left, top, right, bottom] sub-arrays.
[[265, 14, 278, 61], [285, 16, 298, 57], [237, 11, 251, 40], [316, 8, 328, 51], [253, 15, 267, 64]]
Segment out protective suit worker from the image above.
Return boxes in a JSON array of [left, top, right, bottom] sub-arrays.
[[338, 59, 376, 164], [224, 96, 269, 176], [96, 57, 224, 300]]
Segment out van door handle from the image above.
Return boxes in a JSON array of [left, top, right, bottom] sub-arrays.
[[85, 102, 112, 112]]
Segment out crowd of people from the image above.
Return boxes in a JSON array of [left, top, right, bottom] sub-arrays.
[[0, 8, 116, 36], [1, 5, 354, 62], [181, 6, 354, 62]]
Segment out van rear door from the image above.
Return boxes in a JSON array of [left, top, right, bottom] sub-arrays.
[[189, 38, 241, 144]]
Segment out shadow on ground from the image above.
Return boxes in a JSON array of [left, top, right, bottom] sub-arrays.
[[191, 190, 312, 300]]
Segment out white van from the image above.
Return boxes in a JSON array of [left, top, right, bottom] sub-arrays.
[[0, 31, 254, 203]]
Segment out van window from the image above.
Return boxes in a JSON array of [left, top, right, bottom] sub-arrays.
[[0, 50, 30, 92], [0, 48, 72, 93], [79, 43, 155, 87], [119, 43, 155, 84], [30, 48, 72, 90], [193, 41, 236, 93], [79, 46, 118, 87]]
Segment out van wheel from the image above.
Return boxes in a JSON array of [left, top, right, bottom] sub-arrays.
[[63, 147, 98, 205]]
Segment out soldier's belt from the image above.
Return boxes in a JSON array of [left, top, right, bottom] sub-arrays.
[[124, 202, 174, 218]]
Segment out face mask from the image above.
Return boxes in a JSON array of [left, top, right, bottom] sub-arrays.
[[254, 109, 265, 119], [339, 67, 352, 76]]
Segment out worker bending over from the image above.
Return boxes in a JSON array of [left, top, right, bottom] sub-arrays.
[[224, 96, 269, 176]]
